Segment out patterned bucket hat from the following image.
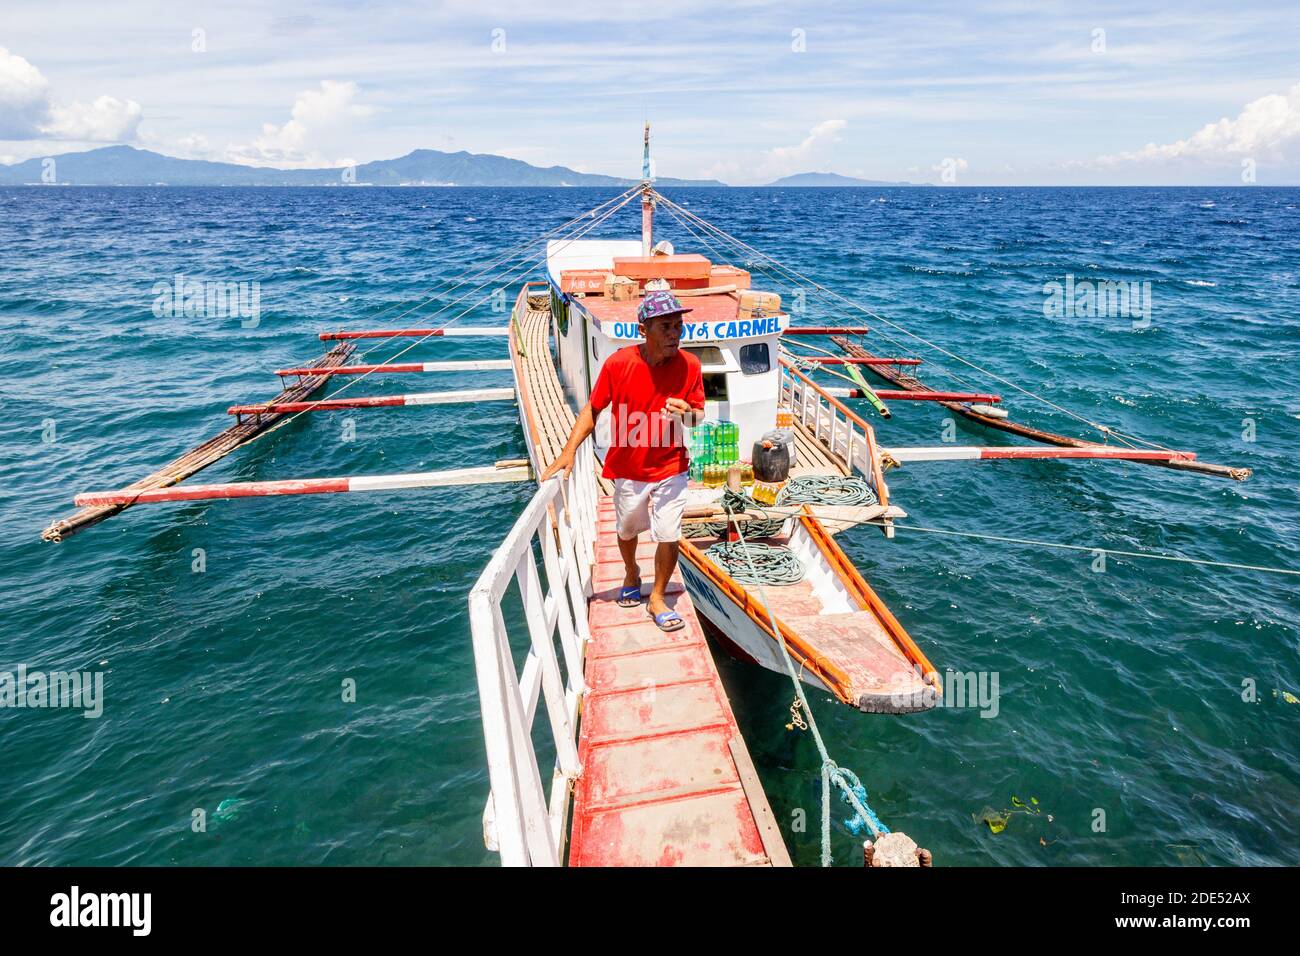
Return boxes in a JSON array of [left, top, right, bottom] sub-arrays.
[[637, 289, 692, 323]]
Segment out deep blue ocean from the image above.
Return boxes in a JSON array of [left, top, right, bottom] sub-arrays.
[[1, 185, 1296, 866]]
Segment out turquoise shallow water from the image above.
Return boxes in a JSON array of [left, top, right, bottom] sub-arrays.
[[0, 186, 1297, 866]]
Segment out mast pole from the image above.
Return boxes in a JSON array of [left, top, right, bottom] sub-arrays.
[[641, 121, 654, 255]]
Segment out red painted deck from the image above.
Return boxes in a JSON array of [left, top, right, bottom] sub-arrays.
[[567, 495, 789, 867]]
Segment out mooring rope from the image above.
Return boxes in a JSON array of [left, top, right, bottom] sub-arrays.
[[718, 496, 892, 863]]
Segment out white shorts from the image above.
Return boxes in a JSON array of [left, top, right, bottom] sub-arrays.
[[614, 471, 690, 543]]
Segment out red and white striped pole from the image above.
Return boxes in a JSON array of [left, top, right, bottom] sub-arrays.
[[228, 387, 514, 416], [74, 464, 533, 507], [783, 326, 871, 336], [886, 446, 1195, 463], [275, 359, 512, 377], [318, 327, 509, 341]]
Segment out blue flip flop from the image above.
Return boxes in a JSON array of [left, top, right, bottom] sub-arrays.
[[650, 608, 685, 632], [617, 583, 643, 607]]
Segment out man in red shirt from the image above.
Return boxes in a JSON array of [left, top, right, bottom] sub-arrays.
[[542, 290, 705, 631]]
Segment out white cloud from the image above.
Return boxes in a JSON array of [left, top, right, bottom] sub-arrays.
[[43, 96, 142, 141], [224, 80, 373, 168], [704, 119, 848, 184], [0, 47, 50, 137], [1090, 82, 1300, 167], [757, 119, 847, 180], [0, 46, 141, 142]]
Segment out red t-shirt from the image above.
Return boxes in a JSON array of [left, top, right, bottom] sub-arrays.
[[590, 345, 705, 481]]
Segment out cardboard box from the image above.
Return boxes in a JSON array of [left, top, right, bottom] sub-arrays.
[[738, 290, 781, 319], [604, 274, 639, 301], [710, 265, 751, 290]]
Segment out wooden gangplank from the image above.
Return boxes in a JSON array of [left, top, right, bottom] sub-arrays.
[[509, 285, 788, 866], [568, 501, 789, 866]]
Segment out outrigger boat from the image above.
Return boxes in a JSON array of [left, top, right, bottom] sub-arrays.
[[44, 128, 1251, 866]]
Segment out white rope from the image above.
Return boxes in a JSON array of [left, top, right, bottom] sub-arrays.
[[871, 521, 1300, 577]]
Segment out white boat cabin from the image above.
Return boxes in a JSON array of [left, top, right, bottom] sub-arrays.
[[545, 239, 789, 465]]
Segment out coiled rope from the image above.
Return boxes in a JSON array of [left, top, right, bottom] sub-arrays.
[[779, 475, 878, 508], [706, 540, 805, 585]]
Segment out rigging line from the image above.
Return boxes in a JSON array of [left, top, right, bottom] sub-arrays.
[[654, 198, 930, 364], [865, 521, 1300, 577], [654, 200, 979, 390], [243, 190, 639, 442], [657, 194, 1032, 392], [343, 185, 642, 345], [660, 199, 1180, 453], [656, 191, 1139, 443]]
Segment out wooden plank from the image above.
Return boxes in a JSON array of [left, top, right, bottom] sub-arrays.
[[727, 737, 792, 867]]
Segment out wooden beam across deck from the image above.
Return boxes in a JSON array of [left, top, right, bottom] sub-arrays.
[[831, 335, 1251, 481]]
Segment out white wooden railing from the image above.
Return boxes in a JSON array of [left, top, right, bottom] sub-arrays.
[[779, 362, 891, 514], [469, 438, 598, 866]]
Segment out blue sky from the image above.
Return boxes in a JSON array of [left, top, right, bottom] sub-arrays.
[[2, 0, 1298, 183]]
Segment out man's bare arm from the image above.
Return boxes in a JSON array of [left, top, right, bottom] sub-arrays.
[[539, 402, 597, 481]]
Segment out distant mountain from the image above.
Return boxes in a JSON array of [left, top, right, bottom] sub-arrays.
[[0, 145, 725, 187], [764, 171, 921, 187]]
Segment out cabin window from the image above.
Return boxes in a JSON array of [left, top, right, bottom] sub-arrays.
[[739, 343, 771, 374], [684, 346, 725, 368], [703, 372, 729, 401]]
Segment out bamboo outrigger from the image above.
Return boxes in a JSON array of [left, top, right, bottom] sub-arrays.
[[41, 343, 355, 542]]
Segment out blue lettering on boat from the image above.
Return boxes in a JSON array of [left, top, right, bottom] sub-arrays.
[[679, 561, 727, 615]]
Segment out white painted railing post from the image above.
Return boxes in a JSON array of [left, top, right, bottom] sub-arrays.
[[470, 437, 598, 866]]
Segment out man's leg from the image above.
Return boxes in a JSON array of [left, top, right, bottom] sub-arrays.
[[646, 471, 690, 620], [618, 533, 641, 592], [613, 478, 651, 600], [646, 541, 679, 619]]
